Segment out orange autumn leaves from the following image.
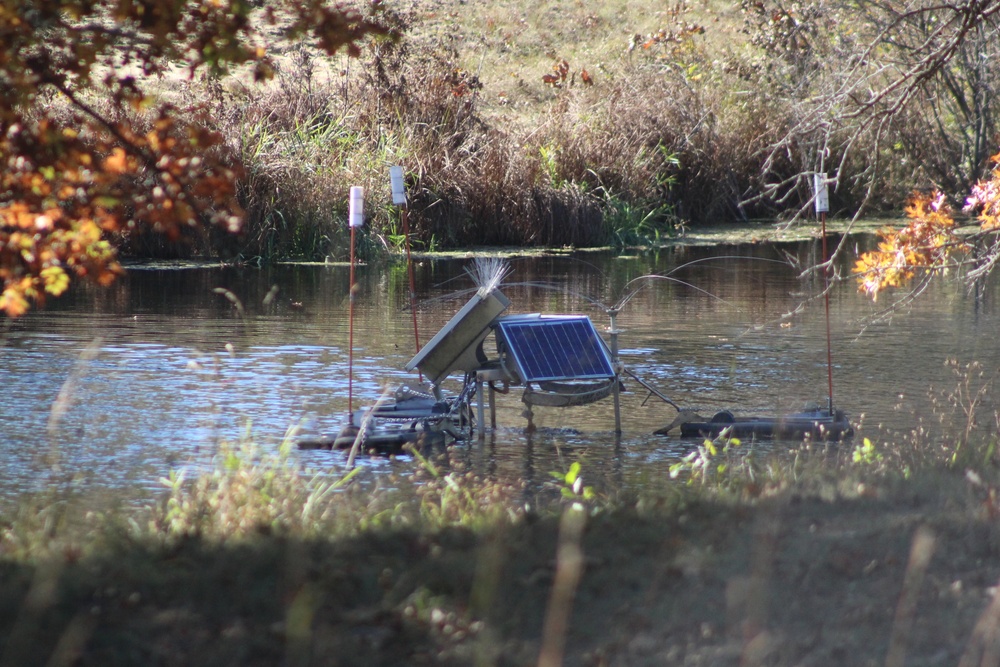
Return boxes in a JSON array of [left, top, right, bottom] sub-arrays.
[[853, 191, 962, 301], [1, 125, 121, 317], [0, 203, 116, 318], [0, 112, 239, 316], [0, 0, 392, 317], [854, 151, 1000, 301]]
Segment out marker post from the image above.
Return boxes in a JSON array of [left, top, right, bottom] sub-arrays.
[[348, 186, 364, 416], [814, 172, 834, 416], [390, 166, 422, 364]]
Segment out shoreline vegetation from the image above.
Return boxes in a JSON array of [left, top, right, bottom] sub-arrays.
[[8, 0, 998, 317], [116, 1, 953, 263]]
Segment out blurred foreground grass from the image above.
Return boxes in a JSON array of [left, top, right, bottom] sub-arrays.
[[4, 425, 1000, 666]]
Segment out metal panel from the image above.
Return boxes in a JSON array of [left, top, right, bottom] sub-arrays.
[[404, 289, 511, 386], [496, 315, 615, 383]]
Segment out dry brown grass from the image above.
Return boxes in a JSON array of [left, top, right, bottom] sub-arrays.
[[186, 0, 939, 260]]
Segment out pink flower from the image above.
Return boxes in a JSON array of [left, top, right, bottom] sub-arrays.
[[931, 191, 947, 212]]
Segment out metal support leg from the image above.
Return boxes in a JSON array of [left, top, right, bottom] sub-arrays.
[[476, 376, 485, 440], [613, 374, 621, 434], [475, 367, 509, 436], [609, 311, 622, 435], [489, 382, 496, 428]]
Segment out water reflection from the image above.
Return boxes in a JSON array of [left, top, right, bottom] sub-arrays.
[[1, 240, 997, 500]]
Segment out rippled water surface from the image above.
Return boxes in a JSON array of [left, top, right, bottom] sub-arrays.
[[3, 240, 998, 500]]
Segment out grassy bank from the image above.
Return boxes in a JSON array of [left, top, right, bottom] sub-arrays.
[[118, 0, 980, 262]]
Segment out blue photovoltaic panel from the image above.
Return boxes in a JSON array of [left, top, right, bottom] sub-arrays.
[[496, 315, 615, 382]]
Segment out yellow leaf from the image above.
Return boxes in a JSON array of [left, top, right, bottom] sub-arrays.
[[40, 266, 70, 296]]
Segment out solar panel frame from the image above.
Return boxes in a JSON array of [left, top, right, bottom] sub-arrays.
[[405, 289, 510, 385], [495, 315, 615, 383]]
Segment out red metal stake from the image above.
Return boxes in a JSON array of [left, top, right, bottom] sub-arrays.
[[402, 205, 422, 369], [821, 211, 834, 416], [348, 224, 356, 416]]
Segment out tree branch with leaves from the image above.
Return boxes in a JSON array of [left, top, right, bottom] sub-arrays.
[[854, 151, 1000, 302], [736, 1, 1000, 307], [743, 0, 1000, 220], [0, 0, 393, 316]]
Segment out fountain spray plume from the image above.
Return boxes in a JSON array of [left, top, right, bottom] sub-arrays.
[[609, 255, 792, 315], [466, 256, 512, 297]]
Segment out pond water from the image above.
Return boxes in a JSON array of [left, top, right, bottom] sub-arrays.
[[2, 237, 998, 502]]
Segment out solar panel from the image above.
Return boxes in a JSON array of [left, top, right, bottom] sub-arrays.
[[495, 315, 615, 383]]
